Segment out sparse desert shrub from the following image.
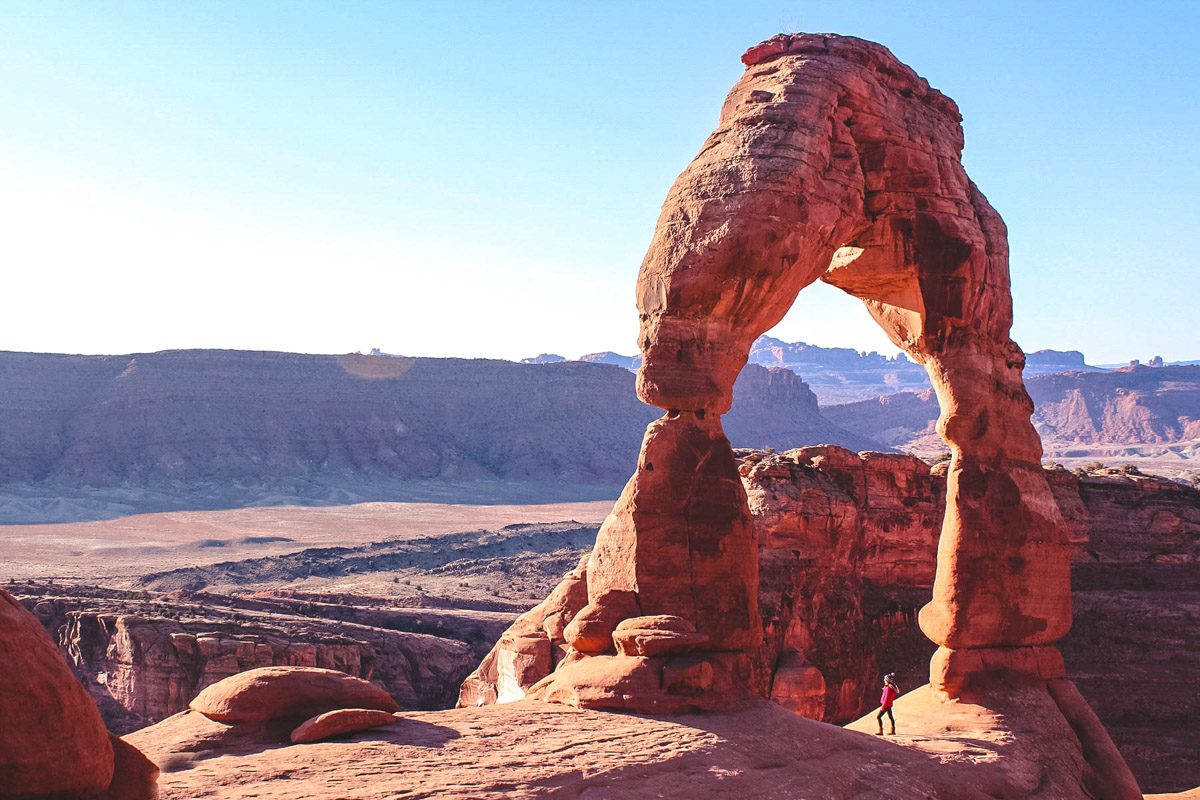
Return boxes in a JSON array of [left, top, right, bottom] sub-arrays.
[[1084, 461, 1106, 473], [1188, 474, 1200, 488], [1119, 464, 1142, 475], [936, 451, 952, 463]]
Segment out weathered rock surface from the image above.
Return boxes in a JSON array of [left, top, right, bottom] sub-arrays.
[[0, 587, 157, 800], [0, 588, 114, 797], [524, 30, 1073, 725], [189, 666, 399, 724], [289, 708, 398, 743], [129, 698, 1148, 800], [20, 586, 480, 733]]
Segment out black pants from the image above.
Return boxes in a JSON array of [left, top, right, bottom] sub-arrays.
[[876, 707, 894, 729]]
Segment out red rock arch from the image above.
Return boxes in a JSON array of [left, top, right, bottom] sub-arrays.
[[555, 34, 1073, 705]]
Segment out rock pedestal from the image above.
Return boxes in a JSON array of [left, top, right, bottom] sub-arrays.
[[526, 412, 764, 710]]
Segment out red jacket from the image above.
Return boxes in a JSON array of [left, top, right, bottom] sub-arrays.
[[880, 684, 898, 709]]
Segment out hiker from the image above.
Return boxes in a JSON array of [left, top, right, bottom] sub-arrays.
[[876, 672, 898, 735]]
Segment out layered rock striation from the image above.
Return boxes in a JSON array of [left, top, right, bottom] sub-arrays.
[[20, 587, 484, 733], [0, 587, 157, 799]]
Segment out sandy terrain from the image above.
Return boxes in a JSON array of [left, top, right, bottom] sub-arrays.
[[0, 500, 614, 584]]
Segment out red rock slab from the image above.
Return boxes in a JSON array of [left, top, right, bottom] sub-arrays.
[[290, 708, 398, 744], [0, 588, 114, 798], [845, 683, 1141, 800], [132, 700, 1134, 799], [189, 666, 399, 724]]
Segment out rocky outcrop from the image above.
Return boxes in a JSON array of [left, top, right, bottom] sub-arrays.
[[462, 448, 1199, 790], [134, 665, 402, 759], [0, 588, 156, 800], [290, 708, 398, 743], [23, 588, 477, 733], [189, 666, 399, 723]]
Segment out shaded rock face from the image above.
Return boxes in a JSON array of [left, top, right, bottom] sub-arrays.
[[525, 32, 1071, 713], [25, 591, 477, 733]]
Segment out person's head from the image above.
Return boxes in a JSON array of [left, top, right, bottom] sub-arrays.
[[885, 673, 896, 685]]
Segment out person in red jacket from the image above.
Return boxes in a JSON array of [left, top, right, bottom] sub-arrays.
[[876, 673, 899, 735]]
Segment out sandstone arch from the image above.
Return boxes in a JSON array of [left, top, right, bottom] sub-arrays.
[[565, 32, 1073, 700], [465, 33, 1084, 714], [460, 33, 1142, 794]]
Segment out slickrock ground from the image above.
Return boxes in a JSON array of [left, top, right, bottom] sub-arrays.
[[130, 695, 1155, 800]]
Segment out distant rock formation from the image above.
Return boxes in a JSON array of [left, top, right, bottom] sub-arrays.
[[578, 351, 640, 369], [519, 353, 566, 364], [826, 364, 1200, 464], [0, 351, 878, 522], [1024, 348, 1097, 374]]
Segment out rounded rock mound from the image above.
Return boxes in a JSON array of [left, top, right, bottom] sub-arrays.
[[190, 666, 399, 724], [0, 588, 114, 798]]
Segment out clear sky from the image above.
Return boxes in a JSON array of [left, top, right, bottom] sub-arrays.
[[1, 1, 1196, 364]]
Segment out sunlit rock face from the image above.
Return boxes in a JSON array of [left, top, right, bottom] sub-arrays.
[[516, 31, 1070, 713]]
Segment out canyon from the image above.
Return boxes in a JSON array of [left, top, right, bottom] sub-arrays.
[[13, 449, 1198, 792]]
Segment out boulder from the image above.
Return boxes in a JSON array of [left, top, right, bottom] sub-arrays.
[[189, 666, 399, 724], [290, 708, 398, 744], [612, 615, 708, 657]]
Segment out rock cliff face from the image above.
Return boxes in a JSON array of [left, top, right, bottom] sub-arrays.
[[20, 587, 481, 734], [0, 588, 157, 799], [0, 351, 876, 522], [461, 448, 1200, 791]]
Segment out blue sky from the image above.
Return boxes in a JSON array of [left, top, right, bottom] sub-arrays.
[[1, 1, 1196, 363]]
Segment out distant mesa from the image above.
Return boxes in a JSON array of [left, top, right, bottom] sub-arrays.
[[1024, 348, 1101, 375], [578, 351, 641, 370], [519, 353, 566, 364]]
